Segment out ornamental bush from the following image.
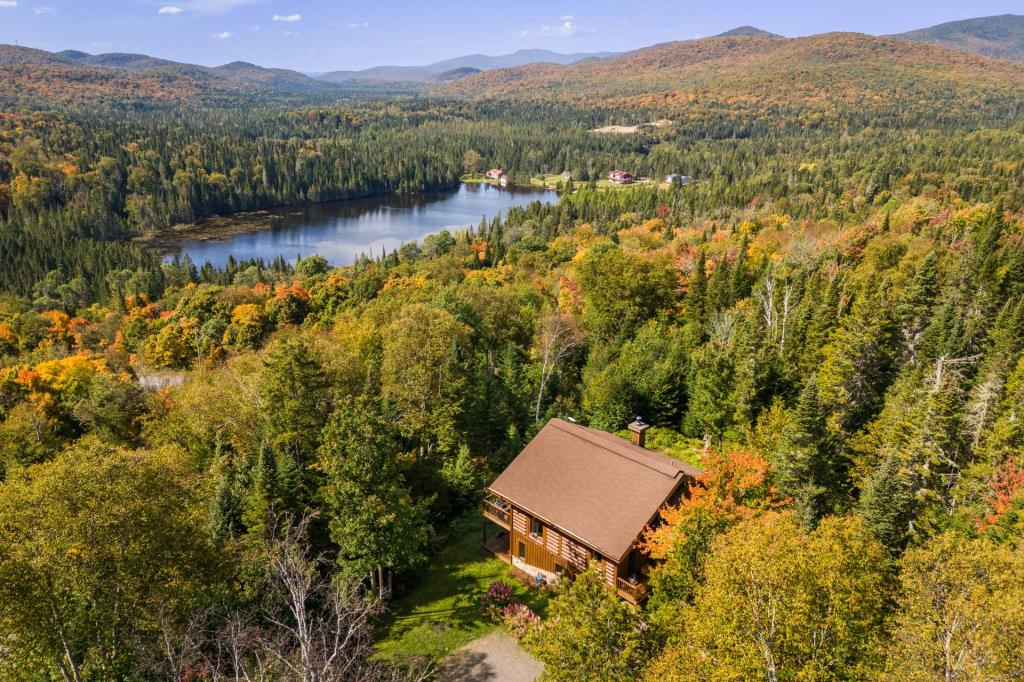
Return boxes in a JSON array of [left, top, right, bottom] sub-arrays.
[[481, 580, 514, 620], [503, 603, 540, 640]]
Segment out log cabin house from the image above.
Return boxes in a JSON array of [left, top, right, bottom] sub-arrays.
[[482, 418, 701, 604]]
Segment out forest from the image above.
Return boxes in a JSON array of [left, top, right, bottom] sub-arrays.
[[1, 28, 1024, 682]]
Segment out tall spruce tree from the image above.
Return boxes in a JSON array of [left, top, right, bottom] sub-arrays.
[[772, 377, 841, 527]]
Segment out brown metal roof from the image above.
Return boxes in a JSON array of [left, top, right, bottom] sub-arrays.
[[488, 418, 701, 561]]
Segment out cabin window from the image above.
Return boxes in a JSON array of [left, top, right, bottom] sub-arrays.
[[591, 550, 602, 566], [530, 518, 543, 539], [517, 542, 526, 559]]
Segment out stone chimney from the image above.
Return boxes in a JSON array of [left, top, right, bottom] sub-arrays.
[[627, 417, 650, 448]]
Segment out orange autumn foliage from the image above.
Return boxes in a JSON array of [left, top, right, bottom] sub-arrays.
[[978, 457, 1024, 531], [642, 449, 787, 560]]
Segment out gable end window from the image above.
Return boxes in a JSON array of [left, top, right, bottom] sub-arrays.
[[530, 518, 544, 540]]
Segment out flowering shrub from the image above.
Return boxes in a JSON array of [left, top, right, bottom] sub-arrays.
[[481, 580, 514, 620], [502, 603, 540, 640]]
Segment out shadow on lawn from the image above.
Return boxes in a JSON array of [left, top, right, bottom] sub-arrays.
[[435, 651, 494, 681], [401, 581, 486, 629], [376, 513, 550, 661]]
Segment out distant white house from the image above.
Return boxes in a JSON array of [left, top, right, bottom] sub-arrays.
[[666, 174, 691, 185]]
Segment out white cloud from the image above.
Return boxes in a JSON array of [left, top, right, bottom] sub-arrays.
[[33, 4, 55, 14], [558, 20, 577, 36], [514, 15, 591, 39], [213, 31, 234, 39], [158, 6, 184, 14], [0, 1, 17, 8], [346, 21, 368, 29], [282, 29, 299, 37], [272, 13, 301, 22]]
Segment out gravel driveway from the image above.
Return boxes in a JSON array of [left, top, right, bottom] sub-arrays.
[[436, 631, 544, 682]]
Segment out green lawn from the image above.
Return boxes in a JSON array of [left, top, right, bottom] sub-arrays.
[[375, 513, 550, 663]]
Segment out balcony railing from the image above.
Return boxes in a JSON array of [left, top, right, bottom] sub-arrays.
[[482, 497, 510, 528], [616, 576, 650, 604]]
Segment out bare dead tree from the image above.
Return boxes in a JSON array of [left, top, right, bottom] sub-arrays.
[[756, 274, 776, 335], [254, 514, 430, 682], [533, 312, 583, 422], [154, 513, 429, 682], [142, 609, 209, 682], [755, 274, 797, 350], [779, 281, 795, 350]]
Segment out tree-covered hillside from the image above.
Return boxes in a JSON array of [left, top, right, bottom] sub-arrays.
[[896, 14, 1024, 62], [436, 31, 1024, 121]]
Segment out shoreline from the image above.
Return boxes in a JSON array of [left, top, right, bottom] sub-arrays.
[[137, 184, 468, 248], [142, 181, 557, 252]]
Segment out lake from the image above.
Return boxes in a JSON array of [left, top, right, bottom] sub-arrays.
[[165, 183, 558, 268]]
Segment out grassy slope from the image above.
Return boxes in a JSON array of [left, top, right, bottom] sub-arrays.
[[375, 513, 549, 662]]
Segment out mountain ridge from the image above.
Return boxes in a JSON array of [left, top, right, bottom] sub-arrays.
[[316, 48, 616, 83], [5, 16, 1024, 104], [433, 31, 1024, 118], [893, 13, 1024, 62], [717, 26, 781, 38]]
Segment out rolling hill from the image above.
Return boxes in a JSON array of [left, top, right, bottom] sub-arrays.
[[0, 45, 339, 102], [717, 26, 781, 38], [317, 48, 614, 84], [210, 61, 337, 93], [5, 17, 1024, 107], [894, 14, 1024, 62], [433, 31, 1024, 121]]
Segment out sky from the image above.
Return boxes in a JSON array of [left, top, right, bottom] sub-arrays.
[[0, 1, 1021, 72]]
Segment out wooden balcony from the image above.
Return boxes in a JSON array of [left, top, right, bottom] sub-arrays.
[[616, 576, 650, 605], [482, 496, 511, 529]]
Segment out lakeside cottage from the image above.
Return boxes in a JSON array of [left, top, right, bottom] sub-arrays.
[[486, 168, 505, 179], [607, 169, 634, 184], [481, 418, 701, 604]]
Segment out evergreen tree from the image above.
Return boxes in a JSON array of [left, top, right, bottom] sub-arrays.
[[684, 249, 708, 332], [257, 338, 332, 519], [682, 344, 733, 446], [772, 377, 841, 527], [859, 451, 913, 552], [896, 251, 938, 362]]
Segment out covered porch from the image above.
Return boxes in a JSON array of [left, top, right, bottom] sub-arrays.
[[481, 524, 511, 563]]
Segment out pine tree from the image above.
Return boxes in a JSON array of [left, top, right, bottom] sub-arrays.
[[859, 452, 912, 552], [897, 251, 938, 362], [772, 377, 840, 528], [683, 344, 733, 447], [685, 249, 709, 333]]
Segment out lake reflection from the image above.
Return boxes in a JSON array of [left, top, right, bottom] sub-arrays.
[[167, 183, 557, 268]]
